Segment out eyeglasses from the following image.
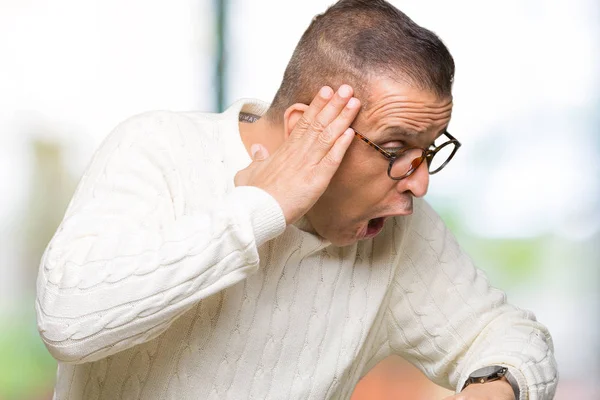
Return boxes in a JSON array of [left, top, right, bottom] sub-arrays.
[[352, 129, 461, 180]]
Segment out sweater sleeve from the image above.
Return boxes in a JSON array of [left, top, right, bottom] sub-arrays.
[[35, 111, 286, 364], [385, 199, 558, 400]]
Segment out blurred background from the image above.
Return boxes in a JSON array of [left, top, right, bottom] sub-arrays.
[[1, 0, 598, 399]]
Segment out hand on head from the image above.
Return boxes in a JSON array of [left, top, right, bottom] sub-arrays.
[[234, 85, 360, 225]]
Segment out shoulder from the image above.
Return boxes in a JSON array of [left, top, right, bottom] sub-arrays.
[[108, 110, 218, 146], [392, 198, 456, 260], [411, 198, 447, 236], [90, 110, 229, 170], [392, 198, 446, 239]]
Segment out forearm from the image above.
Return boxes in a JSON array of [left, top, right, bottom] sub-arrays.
[[454, 308, 557, 400], [36, 186, 285, 363], [35, 111, 287, 363], [385, 200, 558, 398]]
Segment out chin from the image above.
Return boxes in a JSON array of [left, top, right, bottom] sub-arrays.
[[329, 236, 359, 247], [318, 214, 402, 246], [321, 226, 374, 247], [312, 218, 386, 247], [315, 227, 357, 247]]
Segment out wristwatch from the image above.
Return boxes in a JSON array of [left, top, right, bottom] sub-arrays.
[[462, 366, 520, 399], [463, 365, 507, 387]]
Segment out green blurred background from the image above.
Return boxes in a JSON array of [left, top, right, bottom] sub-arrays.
[[1, 0, 598, 399]]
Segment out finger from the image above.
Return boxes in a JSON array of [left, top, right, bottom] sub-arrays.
[[440, 395, 457, 400], [310, 84, 354, 135], [234, 169, 248, 187], [297, 86, 335, 127], [309, 96, 360, 159], [250, 144, 269, 161], [317, 127, 355, 177]]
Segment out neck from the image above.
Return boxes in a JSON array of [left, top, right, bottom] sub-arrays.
[[239, 116, 286, 158]]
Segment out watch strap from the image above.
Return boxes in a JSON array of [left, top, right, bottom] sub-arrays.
[[463, 366, 507, 388], [462, 366, 520, 400], [504, 369, 521, 400]]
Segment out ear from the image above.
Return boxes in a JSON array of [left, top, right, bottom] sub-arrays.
[[283, 103, 309, 139]]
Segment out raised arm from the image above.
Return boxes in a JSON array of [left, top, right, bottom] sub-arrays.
[[37, 85, 362, 365], [385, 199, 558, 399], [36, 111, 286, 364]]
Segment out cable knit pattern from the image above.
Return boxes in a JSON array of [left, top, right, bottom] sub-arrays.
[[385, 200, 558, 399], [36, 99, 557, 399]]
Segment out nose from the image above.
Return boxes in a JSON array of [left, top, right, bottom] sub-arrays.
[[398, 160, 429, 197]]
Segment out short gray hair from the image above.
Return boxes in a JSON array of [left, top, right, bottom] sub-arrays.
[[265, 0, 455, 123]]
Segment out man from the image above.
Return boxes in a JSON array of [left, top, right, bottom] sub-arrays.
[[36, 0, 557, 399]]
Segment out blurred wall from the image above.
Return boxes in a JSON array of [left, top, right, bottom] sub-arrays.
[[1, 0, 598, 399], [0, 1, 215, 398]]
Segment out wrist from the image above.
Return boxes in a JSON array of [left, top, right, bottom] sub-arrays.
[[461, 365, 520, 400], [461, 378, 515, 399]]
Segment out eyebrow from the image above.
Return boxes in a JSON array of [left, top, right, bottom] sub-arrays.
[[376, 127, 421, 142], [376, 126, 449, 148]]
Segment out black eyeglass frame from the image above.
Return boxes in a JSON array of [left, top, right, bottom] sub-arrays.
[[352, 129, 461, 180]]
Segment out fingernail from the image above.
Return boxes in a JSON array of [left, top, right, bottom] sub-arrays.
[[338, 85, 351, 97], [320, 86, 333, 98], [347, 98, 359, 108], [251, 144, 261, 158]]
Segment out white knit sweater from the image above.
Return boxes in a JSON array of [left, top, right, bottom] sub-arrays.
[[36, 99, 557, 400]]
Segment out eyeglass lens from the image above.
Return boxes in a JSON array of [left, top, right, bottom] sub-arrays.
[[389, 142, 456, 179]]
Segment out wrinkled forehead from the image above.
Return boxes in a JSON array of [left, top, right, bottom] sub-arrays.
[[356, 76, 453, 141], [360, 75, 453, 115]]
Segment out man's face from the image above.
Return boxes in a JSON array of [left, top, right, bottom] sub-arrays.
[[305, 77, 453, 246]]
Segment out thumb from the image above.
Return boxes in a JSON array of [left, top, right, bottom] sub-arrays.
[[251, 144, 269, 161]]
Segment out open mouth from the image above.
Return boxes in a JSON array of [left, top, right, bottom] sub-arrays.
[[365, 217, 386, 238]]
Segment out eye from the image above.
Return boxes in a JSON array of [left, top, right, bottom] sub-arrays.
[[382, 141, 406, 155], [384, 147, 403, 155]]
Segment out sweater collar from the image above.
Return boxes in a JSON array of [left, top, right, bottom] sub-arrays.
[[221, 98, 268, 173]]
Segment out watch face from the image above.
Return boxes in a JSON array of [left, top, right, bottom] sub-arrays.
[[470, 366, 506, 379]]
